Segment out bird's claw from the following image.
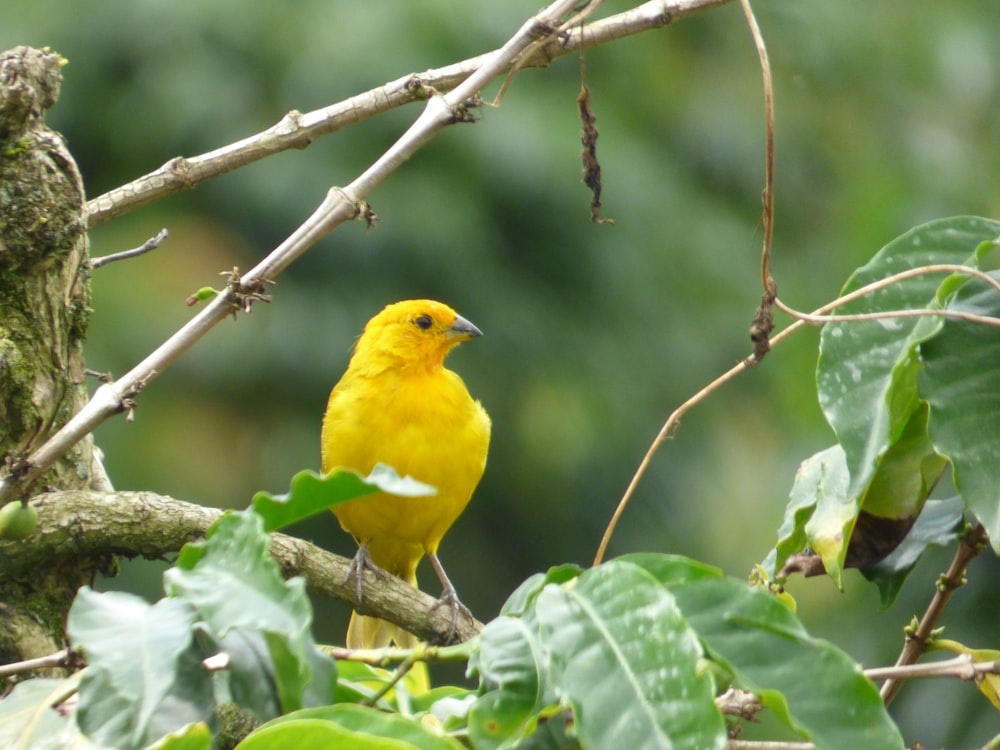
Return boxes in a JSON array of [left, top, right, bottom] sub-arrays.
[[428, 585, 473, 643], [344, 542, 390, 606]]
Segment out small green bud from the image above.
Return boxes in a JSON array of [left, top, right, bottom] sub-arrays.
[[0, 501, 38, 540]]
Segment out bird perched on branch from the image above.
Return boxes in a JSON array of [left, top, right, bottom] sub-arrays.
[[321, 299, 491, 649]]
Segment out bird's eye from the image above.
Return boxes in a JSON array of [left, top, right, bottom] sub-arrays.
[[414, 314, 433, 330]]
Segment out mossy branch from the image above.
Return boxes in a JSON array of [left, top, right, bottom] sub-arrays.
[[0, 490, 481, 646]]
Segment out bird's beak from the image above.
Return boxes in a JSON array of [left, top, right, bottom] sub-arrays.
[[449, 314, 483, 340]]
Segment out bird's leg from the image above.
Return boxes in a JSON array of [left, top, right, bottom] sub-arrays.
[[427, 552, 473, 642], [344, 540, 391, 606]]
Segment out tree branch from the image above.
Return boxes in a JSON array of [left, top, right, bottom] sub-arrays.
[[0, 0, 732, 505], [84, 0, 732, 227], [880, 522, 989, 704], [1, 490, 481, 645]]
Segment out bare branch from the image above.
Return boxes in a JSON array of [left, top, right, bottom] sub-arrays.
[[880, 522, 989, 704], [89, 228, 168, 268], [865, 654, 998, 683], [85, 0, 733, 227], [0, 0, 731, 504], [0, 648, 73, 677]]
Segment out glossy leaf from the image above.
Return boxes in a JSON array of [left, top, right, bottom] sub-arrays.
[[252, 465, 435, 533], [817, 216, 999, 504], [536, 562, 726, 750], [672, 578, 905, 750], [67, 591, 214, 750], [919, 267, 1000, 548]]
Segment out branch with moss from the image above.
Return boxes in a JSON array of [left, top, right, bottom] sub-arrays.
[[0, 490, 481, 646]]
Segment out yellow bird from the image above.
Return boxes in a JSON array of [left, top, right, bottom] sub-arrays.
[[321, 299, 491, 649]]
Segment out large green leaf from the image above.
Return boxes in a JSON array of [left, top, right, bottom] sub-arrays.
[[251, 465, 435, 533], [67, 590, 214, 750], [795, 217, 1000, 582], [164, 510, 336, 714], [471, 561, 725, 750], [535, 562, 726, 750], [671, 578, 904, 750], [919, 267, 1000, 547], [817, 216, 1000, 502]]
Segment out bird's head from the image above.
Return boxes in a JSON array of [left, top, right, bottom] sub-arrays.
[[351, 299, 483, 373]]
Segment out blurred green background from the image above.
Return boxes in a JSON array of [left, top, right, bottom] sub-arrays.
[[4, 0, 1000, 744]]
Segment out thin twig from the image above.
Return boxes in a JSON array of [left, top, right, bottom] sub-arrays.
[[774, 262, 1000, 326], [592, 266, 999, 566], [739, 0, 775, 297], [880, 522, 989, 705], [86, 0, 733, 226], [0, 648, 72, 677], [774, 299, 1000, 329], [865, 654, 997, 683], [361, 657, 418, 707], [89, 228, 169, 268], [324, 641, 473, 666], [9, 0, 719, 504]]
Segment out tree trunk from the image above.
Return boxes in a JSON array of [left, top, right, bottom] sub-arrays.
[[0, 45, 98, 674]]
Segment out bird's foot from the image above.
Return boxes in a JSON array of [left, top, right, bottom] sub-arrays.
[[344, 542, 391, 607], [426, 551, 473, 643], [428, 584, 473, 643]]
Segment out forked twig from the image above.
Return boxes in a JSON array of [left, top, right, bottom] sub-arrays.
[[880, 522, 989, 705], [0, 0, 605, 504], [593, 266, 1000, 565]]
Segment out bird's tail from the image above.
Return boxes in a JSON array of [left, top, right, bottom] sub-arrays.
[[345, 611, 420, 650], [345, 556, 429, 692]]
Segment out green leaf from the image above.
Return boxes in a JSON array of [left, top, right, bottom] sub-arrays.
[[67, 590, 214, 750], [237, 705, 466, 750], [164, 510, 336, 714], [251, 465, 435, 533], [213, 628, 283, 720], [0, 675, 89, 750], [919, 268, 1000, 548], [235, 718, 392, 749], [817, 217, 1000, 505], [535, 561, 726, 750], [860, 498, 965, 607], [468, 616, 551, 750], [145, 723, 212, 750], [613, 553, 723, 587], [672, 578, 905, 750], [764, 445, 850, 582], [473, 560, 726, 750], [498, 564, 582, 617]]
